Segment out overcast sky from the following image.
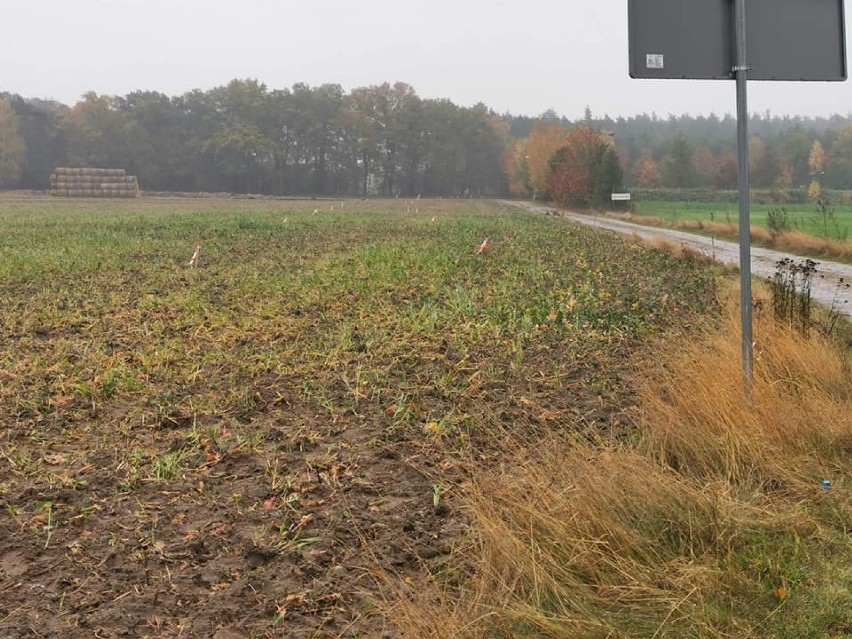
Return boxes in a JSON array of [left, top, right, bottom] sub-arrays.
[[3, 0, 851, 119]]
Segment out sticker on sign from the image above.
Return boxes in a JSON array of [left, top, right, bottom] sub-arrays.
[[646, 54, 665, 69]]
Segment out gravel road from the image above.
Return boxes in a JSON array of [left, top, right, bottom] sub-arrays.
[[504, 201, 852, 319]]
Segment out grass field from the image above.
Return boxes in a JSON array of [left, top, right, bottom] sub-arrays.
[[634, 200, 852, 237], [0, 195, 717, 637], [625, 199, 852, 262]]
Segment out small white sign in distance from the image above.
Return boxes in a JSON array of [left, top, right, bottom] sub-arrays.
[[611, 193, 632, 201]]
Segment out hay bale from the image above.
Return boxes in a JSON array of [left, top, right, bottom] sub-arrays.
[[52, 179, 139, 190], [52, 174, 137, 185], [50, 168, 140, 197], [55, 167, 126, 178], [97, 183, 134, 191]]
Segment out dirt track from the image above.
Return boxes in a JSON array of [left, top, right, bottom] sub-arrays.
[[505, 201, 852, 320]]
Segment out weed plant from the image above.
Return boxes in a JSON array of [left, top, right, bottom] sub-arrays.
[[770, 257, 818, 336], [811, 198, 848, 242], [767, 207, 792, 234]]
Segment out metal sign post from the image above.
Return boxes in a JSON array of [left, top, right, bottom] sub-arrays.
[[628, 0, 846, 395], [733, 0, 753, 395]]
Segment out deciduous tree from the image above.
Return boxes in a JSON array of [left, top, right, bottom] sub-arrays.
[[60, 92, 131, 170], [782, 130, 812, 187], [633, 150, 661, 187], [824, 127, 852, 189], [0, 99, 27, 187], [808, 140, 827, 177], [748, 135, 779, 188], [526, 123, 566, 199], [504, 138, 529, 196], [549, 125, 622, 208], [692, 147, 718, 187], [2, 95, 66, 189], [715, 151, 738, 189]]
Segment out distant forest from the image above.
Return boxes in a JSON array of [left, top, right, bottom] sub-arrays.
[[2, 79, 852, 196]]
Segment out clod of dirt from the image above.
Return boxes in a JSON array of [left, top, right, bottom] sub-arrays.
[[158, 411, 193, 429], [245, 547, 277, 569]]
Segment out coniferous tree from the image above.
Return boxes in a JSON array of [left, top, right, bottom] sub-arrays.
[[660, 135, 698, 188]]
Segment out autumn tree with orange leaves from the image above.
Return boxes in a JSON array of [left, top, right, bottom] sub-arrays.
[[524, 123, 567, 199], [692, 147, 719, 187], [633, 151, 661, 188], [548, 125, 623, 208]]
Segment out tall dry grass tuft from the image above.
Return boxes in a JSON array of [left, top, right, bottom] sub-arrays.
[[608, 211, 668, 227], [639, 299, 852, 492], [675, 219, 737, 236], [666, 220, 852, 260], [393, 287, 852, 638], [397, 445, 749, 639], [774, 230, 852, 261], [643, 235, 720, 265], [674, 220, 776, 246]]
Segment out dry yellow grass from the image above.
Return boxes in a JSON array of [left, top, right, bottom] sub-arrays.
[[671, 220, 852, 260], [397, 447, 756, 638], [642, 235, 721, 265], [392, 283, 852, 639], [640, 290, 851, 491], [607, 211, 668, 227], [604, 211, 852, 261], [774, 230, 852, 260]]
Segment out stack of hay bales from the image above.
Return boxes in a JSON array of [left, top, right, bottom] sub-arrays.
[[50, 168, 140, 198]]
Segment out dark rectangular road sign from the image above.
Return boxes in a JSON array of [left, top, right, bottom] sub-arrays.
[[629, 0, 846, 81]]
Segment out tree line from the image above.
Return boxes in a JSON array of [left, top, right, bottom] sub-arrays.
[[512, 109, 852, 193], [4, 81, 852, 198], [0, 80, 508, 197]]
